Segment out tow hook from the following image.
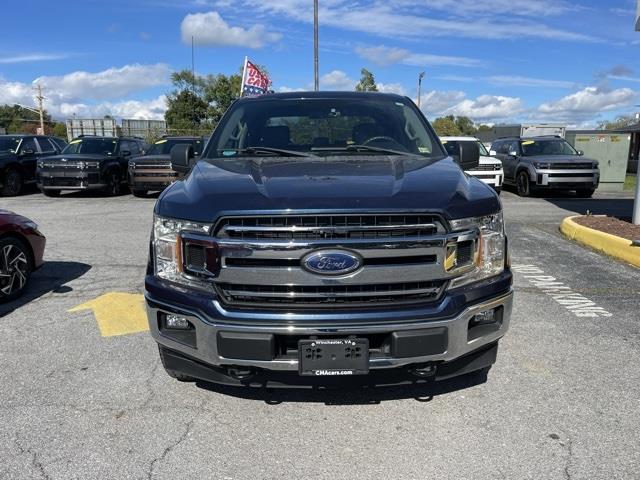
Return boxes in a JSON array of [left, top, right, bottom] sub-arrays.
[[409, 364, 436, 378], [227, 367, 255, 380]]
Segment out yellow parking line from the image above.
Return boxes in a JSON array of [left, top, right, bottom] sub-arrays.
[[69, 292, 149, 337]]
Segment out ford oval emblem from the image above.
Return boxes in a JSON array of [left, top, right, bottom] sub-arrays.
[[302, 250, 362, 276]]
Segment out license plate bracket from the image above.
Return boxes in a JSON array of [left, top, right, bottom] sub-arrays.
[[298, 338, 369, 376]]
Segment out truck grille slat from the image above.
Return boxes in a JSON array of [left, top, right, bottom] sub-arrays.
[[217, 281, 446, 308]]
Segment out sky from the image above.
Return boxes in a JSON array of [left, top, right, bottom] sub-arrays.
[[1, 0, 640, 127]]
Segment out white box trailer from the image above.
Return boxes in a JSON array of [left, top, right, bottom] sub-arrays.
[[65, 118, 118, 141], [492, 123, 566, 139]]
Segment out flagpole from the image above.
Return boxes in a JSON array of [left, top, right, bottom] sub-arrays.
[[240, 56, 248, 97]]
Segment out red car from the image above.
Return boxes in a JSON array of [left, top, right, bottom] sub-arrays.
[[0, 210, 45, 302]]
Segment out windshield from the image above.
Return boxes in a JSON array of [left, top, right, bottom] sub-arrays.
[[146, 138, 203, 156], [441, 139, 489, 157], [203, 96, 443, 159], [62, 138, 118, 155], [521, 139, 578, 156], [0, 136, 22, 153]]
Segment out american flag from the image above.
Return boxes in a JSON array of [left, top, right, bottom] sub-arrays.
[[241, 59, 271, 97]]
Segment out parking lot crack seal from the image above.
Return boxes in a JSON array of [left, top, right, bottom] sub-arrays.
[[561, 436, 574, 480], [145, 420, 194, 479], [13, 433, 51, 480]]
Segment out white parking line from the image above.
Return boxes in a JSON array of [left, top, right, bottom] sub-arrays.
[[512, 264, 613, 318]]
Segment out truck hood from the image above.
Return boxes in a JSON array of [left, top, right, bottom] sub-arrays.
[[526, 155, 598, 165], [156, 155, 500, 223]]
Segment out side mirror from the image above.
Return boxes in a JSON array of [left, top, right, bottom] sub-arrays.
[[489, 150, 497, 156], [508, 150, 518, 157], [20, 148, 35, 156], [452, 141, 480, 171], [577, 150, 584, 156], [170, 144, 195, 174]]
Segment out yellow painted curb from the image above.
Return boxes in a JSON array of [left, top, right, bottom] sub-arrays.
[[560, 216, 640, 268]]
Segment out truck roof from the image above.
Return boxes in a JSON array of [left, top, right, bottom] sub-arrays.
[[236, 91, 407, 102], [440, 136, 481, 142]]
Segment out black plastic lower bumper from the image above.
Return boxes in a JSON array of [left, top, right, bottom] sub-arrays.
[[159, 341, 499, 388]]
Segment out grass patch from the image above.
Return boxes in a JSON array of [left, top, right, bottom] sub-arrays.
[[625, 174, 637, 191]]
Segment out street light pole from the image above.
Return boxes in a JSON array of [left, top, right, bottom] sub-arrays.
[[417, 72, 425, 109], [314, 0, 319, 91]]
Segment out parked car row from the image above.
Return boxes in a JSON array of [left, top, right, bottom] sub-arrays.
[[0, 134, 205, 198]]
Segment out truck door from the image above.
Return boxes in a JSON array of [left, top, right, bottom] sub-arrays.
[[17, 137, 38, 181], [503, 140, 520, 181]]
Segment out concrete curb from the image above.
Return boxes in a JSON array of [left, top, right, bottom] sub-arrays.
[[560, 215, 640, 268]]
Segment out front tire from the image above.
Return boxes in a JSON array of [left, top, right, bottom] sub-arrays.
[[0, 237, 31, 303], [105, 170, 121, 196], [158, 345, 195, 382], [132, 189, 147, 198], [516, 171, 532, 197], [2, 168, 23, 196]]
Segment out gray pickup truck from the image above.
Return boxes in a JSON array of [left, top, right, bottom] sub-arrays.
[[490, 136, 600, 197], [145, 91, 513, 388]]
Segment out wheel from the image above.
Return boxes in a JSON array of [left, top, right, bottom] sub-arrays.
[[158, 345, 195, 382], [42, 189, 60, 197], [132, 189, 147, 198], [2, 168, 23, 196], [105, 170, 121, 196], [576, 189, 595, 198], [0, 237, 32, 303], [516, 171, 532, 197]]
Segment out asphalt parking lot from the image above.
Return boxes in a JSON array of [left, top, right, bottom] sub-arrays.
[[1, 188, 639, 480]]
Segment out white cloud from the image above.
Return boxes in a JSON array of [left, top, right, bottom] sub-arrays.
[[487, 76, 575, 88], [0, 53, 70, 64], [445, 95, 525, 120], [34, 64, 170, 102], [538, 86, 637, 120], [239, 0, 596, 42], [0, 64, 172, 120], [320, 70, 356, 90], [413, 0, 575, 17], [355, 45, 483, 68], [181, 11, 281, 48], [419, 90, 467, 117], [377, 83, 406, 95]]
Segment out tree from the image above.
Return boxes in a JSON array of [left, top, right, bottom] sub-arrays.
[[52, 122, 67, 138], [355, 68, 378, 92], [454, 116, 476, 135], [203, 72, 243, 124], [432, 116, 461, 136], [0, 104, 52, 133], [164, 69, 211, 134], [598, 115, 637, 130]]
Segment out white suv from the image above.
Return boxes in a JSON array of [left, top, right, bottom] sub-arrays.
[[441, 136, 504, 193]]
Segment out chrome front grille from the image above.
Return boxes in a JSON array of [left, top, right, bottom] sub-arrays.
[[473, 163, 502, 171], [217, 280, 446, 308], [216, 214, 445, 240], [213, 213, 477, 310]]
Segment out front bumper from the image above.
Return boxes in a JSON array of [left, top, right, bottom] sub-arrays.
[[534, 168, 599, 188], [467, 170, 504, 188], [146, 282, 513, 378], [37, 170, 105, 190]]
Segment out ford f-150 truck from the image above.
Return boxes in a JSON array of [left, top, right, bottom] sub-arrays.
[[146, 92, 513, 388]]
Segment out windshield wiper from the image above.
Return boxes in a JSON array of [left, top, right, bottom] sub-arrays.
[[227, 147, 315, 158], [312, 145, 415, 156]]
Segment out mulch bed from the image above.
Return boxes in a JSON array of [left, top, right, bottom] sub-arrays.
[[574, 215, 640, 242]]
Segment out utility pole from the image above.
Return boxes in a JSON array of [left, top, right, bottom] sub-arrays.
[[34, 84, 45, 135], [314, 0, 319, 91], [633, 2, 640, 223], [417, 71, 425, 109]]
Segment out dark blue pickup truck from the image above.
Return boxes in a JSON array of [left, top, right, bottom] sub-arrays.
[[145, 92, 513, 388]]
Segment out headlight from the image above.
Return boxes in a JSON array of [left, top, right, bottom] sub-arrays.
[[24, 220, 39, 230], [534, 162, 550, 169], [153, 215, 214, 290], [448, 212, 505, 288], [37, 160, 44, 169]]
